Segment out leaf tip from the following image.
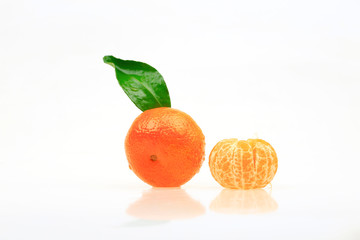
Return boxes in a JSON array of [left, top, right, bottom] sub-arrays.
[[104, 55, 118, 69], [103, 55, 113, 63]]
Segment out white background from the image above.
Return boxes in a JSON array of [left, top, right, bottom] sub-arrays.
[[1, 0, 360, 239]]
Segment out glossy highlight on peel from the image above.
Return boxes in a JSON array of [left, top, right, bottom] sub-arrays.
[[209, 138, 278, 189]]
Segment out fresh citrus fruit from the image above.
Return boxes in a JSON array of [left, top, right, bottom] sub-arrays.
[[209, 138, 278, 189], [104, 56, 205, 187], [125, 107, 205, 187]]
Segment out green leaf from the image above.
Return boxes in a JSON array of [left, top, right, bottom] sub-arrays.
[[103, 55, 171, 111]]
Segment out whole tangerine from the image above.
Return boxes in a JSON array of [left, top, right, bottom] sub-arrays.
[[209, 138, 278, 189], [125, 107, 205, 187]]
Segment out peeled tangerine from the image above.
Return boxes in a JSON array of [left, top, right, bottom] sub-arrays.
[[209, 138, 278, 189]]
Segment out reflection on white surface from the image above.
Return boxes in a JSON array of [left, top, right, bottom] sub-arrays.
[[121, 219, 170, 227], [210, 189, 278, 214], [126, 188, 205, 220]]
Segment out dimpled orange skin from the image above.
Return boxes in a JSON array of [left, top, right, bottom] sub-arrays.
[[125, 107, 205, 187], [209, 138, 278, 189]]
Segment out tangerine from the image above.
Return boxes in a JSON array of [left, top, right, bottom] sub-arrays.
[[125, 107, 205, 187], [209, 138, 278, 189]]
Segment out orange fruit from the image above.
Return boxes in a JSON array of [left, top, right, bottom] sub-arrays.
[[209, 138, 278, 189], [125, 107, 205, 187]]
